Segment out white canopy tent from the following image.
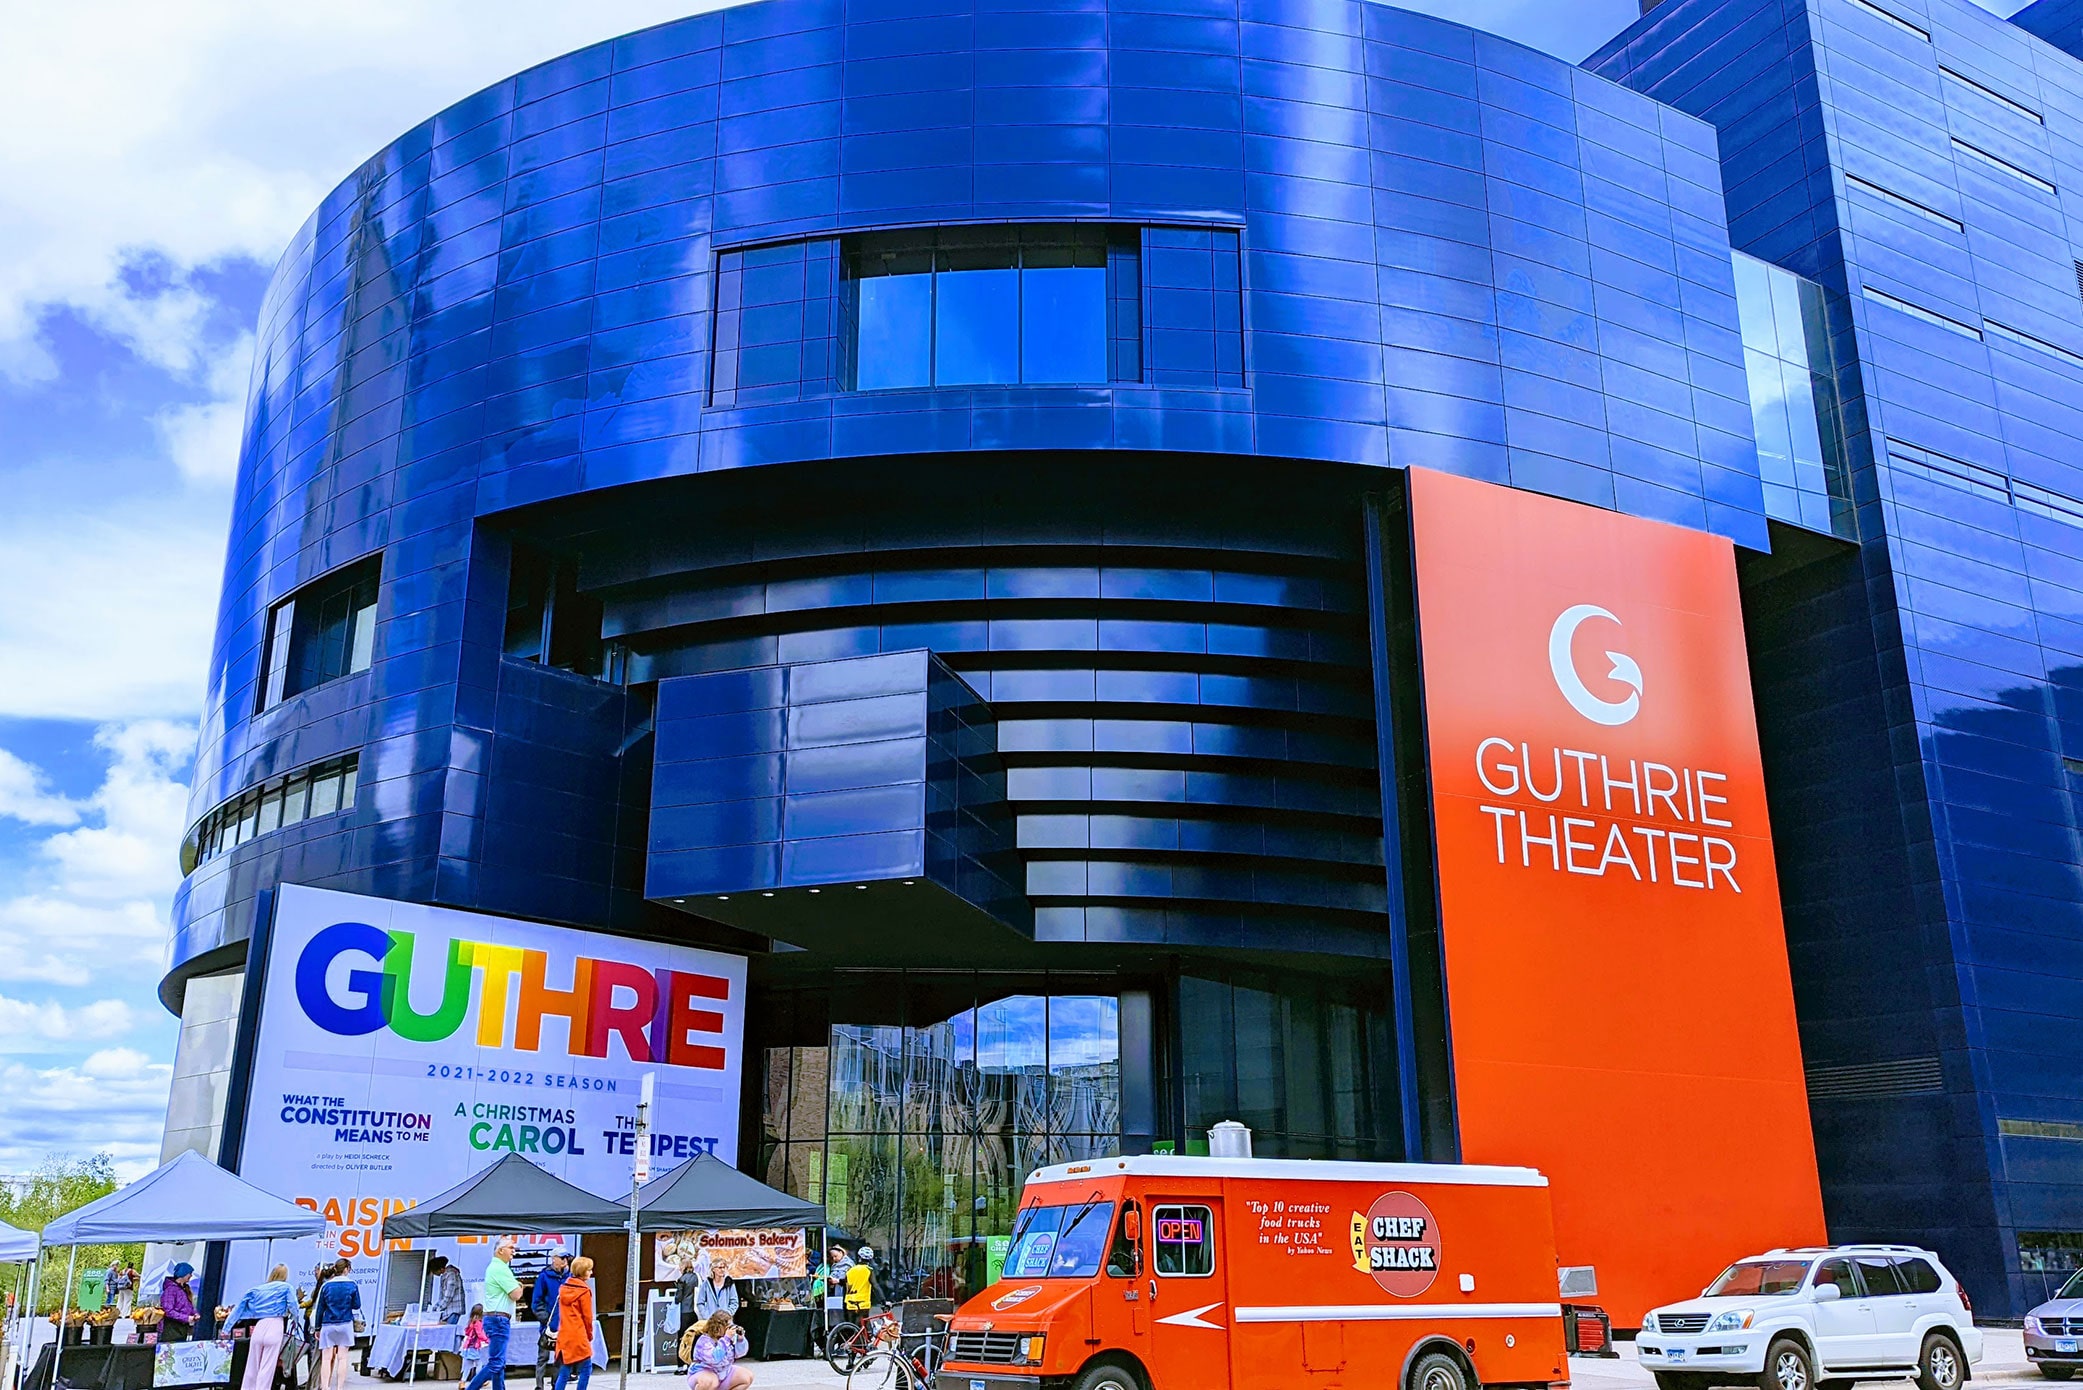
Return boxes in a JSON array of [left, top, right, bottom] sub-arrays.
[[0, 1224, 34, 1264], [3, 1220, 39, 1390], [36, 1152, 325, 1386]]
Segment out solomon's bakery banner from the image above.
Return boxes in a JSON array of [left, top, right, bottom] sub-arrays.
[[655, 1229, 809, 1281], [227, 885, 745, 1302]]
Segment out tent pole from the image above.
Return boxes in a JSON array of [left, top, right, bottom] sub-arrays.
[[55, 1247, 76, 1388]]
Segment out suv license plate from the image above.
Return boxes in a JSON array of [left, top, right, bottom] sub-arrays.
[[1668, 1350, 1688, 1364], [2057, 1340, 2077, 1355]]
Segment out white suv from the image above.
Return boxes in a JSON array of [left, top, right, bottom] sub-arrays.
[[1638, 1246, 1982, 1390]]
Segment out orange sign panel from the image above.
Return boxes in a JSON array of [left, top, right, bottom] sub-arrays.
[[1406, 467, 1824, 1324]]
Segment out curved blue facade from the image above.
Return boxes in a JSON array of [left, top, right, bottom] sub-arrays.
[[172, 0, 1762, 985], [166, 0, 2083, 1322]]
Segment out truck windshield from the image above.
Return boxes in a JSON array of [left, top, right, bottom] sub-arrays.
[[1003, 1200, 1116, 1280], [1705, 1260, 1812, 1296]]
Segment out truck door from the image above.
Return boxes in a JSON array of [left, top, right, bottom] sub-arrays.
[[1147, 1199, 1230, 1389], [1107, 1200, 1148, 1338]]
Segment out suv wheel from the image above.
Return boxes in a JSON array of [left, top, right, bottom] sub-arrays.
[[1917, 1334, 1963, 1390], [1762, 1338, 1815, 1390], [2041, 1368, 2075, 1382]]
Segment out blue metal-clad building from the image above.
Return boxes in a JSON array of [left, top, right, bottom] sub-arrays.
[[156, 0, 2083, 1318]]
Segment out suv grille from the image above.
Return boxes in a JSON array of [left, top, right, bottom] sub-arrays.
[[2044, 1318, 2083, 1338], [1660, 1315, 1712, 1335], [948, 1333, 1023, 1364]]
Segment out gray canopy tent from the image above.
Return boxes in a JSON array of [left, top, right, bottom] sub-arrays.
[[3, 1220, 37, 1390], [633, 1154, 825, 1232], [37, 1151, 326, 1385], [379, 1154, 629, 1240]]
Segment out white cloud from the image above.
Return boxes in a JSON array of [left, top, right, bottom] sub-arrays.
[[0, 1, 732, 389], [0, 1052, 175, 1177], [0, 899, 167, 986], [39, 721, 196, 901], [157, 332, 255, 484], [0, 993, 137, 1050], [0, 748, 82, 826], [0, 502, 228, 721]]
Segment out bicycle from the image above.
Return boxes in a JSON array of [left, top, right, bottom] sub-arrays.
[[844, 1318, 948, 1390], [824, 1307, 899, 1376]]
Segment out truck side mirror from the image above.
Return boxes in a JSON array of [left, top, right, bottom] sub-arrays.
[[1124, 1208, 1142, 1244]]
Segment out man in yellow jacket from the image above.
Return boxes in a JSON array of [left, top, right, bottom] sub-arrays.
[[843, 1246, 876, 1314]]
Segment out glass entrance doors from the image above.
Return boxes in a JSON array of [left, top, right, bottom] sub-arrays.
[[757, 974, 1124, 1303]]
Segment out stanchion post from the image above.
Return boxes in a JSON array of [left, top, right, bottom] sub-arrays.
[[54, 1248, 76, 1388], [618, 1073, 652, 1390]]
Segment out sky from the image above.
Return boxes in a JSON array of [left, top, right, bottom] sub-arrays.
[[0, 0, 2024, 1179]]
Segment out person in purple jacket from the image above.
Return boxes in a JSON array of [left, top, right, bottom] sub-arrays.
[[686, 1311, 752, 1390], [159, 1264, 198, 1343]]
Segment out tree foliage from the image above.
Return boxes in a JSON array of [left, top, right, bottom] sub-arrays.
[[0, 1154, 143, 1314]]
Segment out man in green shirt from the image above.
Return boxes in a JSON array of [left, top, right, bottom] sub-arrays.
[[466, 1238, 521, 1390]]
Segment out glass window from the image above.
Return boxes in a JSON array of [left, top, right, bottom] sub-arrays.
[[1706, 1260, 1812, 1296], [257, 783, 285, 834], [1004, 1200, 1114, 1279], [338, 761, 358, 810], [308, 769, 341, 818], [1814, 1258, 1861, 1297], [845, 225, 1135, 390], [1856, 1257, 1906, 1295], [280, 775, 308, 827], [261, 555, 381, 707], [1897, 1259, 1943, 1295], [1106, 1202, 1140, 1278], [1152, 1205, 1215, 1277]]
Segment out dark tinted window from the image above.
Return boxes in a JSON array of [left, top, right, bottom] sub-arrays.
[[1896, 1259, 1942, 1295], [503, 543, 604, 678], [1106, 1202, 1140, 1278], [260, 555, 380, 708], [1856, 1258, 1905, 1295], [1815, 1259, 1861, 1297]]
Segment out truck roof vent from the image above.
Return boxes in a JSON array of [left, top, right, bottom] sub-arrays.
[[1208, 1121, 1253, 1157]]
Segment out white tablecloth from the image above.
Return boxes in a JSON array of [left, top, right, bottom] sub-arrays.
[[369, 1322, 459, 1377], [508, 1320, 607, 1372]]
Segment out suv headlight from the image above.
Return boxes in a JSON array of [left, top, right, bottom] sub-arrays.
[[1644, 1314, 1659, 1333], [1709, 1310, 1755, 1333], [2026, 1316, 2043, 1335]]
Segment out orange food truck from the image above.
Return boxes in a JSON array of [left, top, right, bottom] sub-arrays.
[[935, 1156, 1569, 1390]]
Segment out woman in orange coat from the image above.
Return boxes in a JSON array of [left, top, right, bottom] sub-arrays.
[[553, 1257, 596, 1390]]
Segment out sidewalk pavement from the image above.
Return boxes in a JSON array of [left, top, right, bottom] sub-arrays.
[[346, 1327, 2043, 1390]]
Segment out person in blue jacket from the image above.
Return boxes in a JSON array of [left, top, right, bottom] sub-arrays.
[[530, 1249, 571, 1384]]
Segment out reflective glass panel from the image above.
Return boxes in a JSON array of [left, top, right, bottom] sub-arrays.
[[856, 274, 932, 390], [935, 267, 1019, 385], [1022, 267, 1107, 384]]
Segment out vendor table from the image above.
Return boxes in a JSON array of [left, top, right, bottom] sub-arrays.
[[736, 1308, 812, 1361], [368, 1321, 458, 1378], [20, 1339, 252, 1390]]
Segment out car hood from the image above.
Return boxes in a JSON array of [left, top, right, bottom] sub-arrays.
[[1653, 1296, 1804, 1318], [2031, 1298, 2083, 1319]]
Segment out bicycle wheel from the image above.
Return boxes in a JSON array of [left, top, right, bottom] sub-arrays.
[[847, 1350, 917, 1390], [825, 1322, 864, 1376]]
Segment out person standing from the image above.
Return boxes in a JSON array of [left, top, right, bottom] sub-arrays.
[[551, 1257, 595, 1390], [457, 1306, 489, 1390], [672, 1256, 704, 1368], [228, 1265, 296, 1390], [465, 1238, 521, 1390], [842, 1247, 876, 1317], [110, 1263, 136, 1318], [426, 1256, 465, 1325], [159, 1264, 199, 1343], [312, 1259, 361, 1390], [694, 1265, 738, 1326], [530, 1249, 571, 1385]]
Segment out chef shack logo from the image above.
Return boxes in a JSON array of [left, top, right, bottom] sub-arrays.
[[1349, 1191, 1439, 1297]]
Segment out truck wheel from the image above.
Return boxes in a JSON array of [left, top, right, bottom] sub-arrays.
[[1761, 1338, 1814, 1390], [1410, 1348, 1472, 1390], [1071, 1362, 1142, 1390], [1917, 1334, 1964, 1390]]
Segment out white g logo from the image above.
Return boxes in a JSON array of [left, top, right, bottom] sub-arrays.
[[1549, 605, 1642, 727]]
